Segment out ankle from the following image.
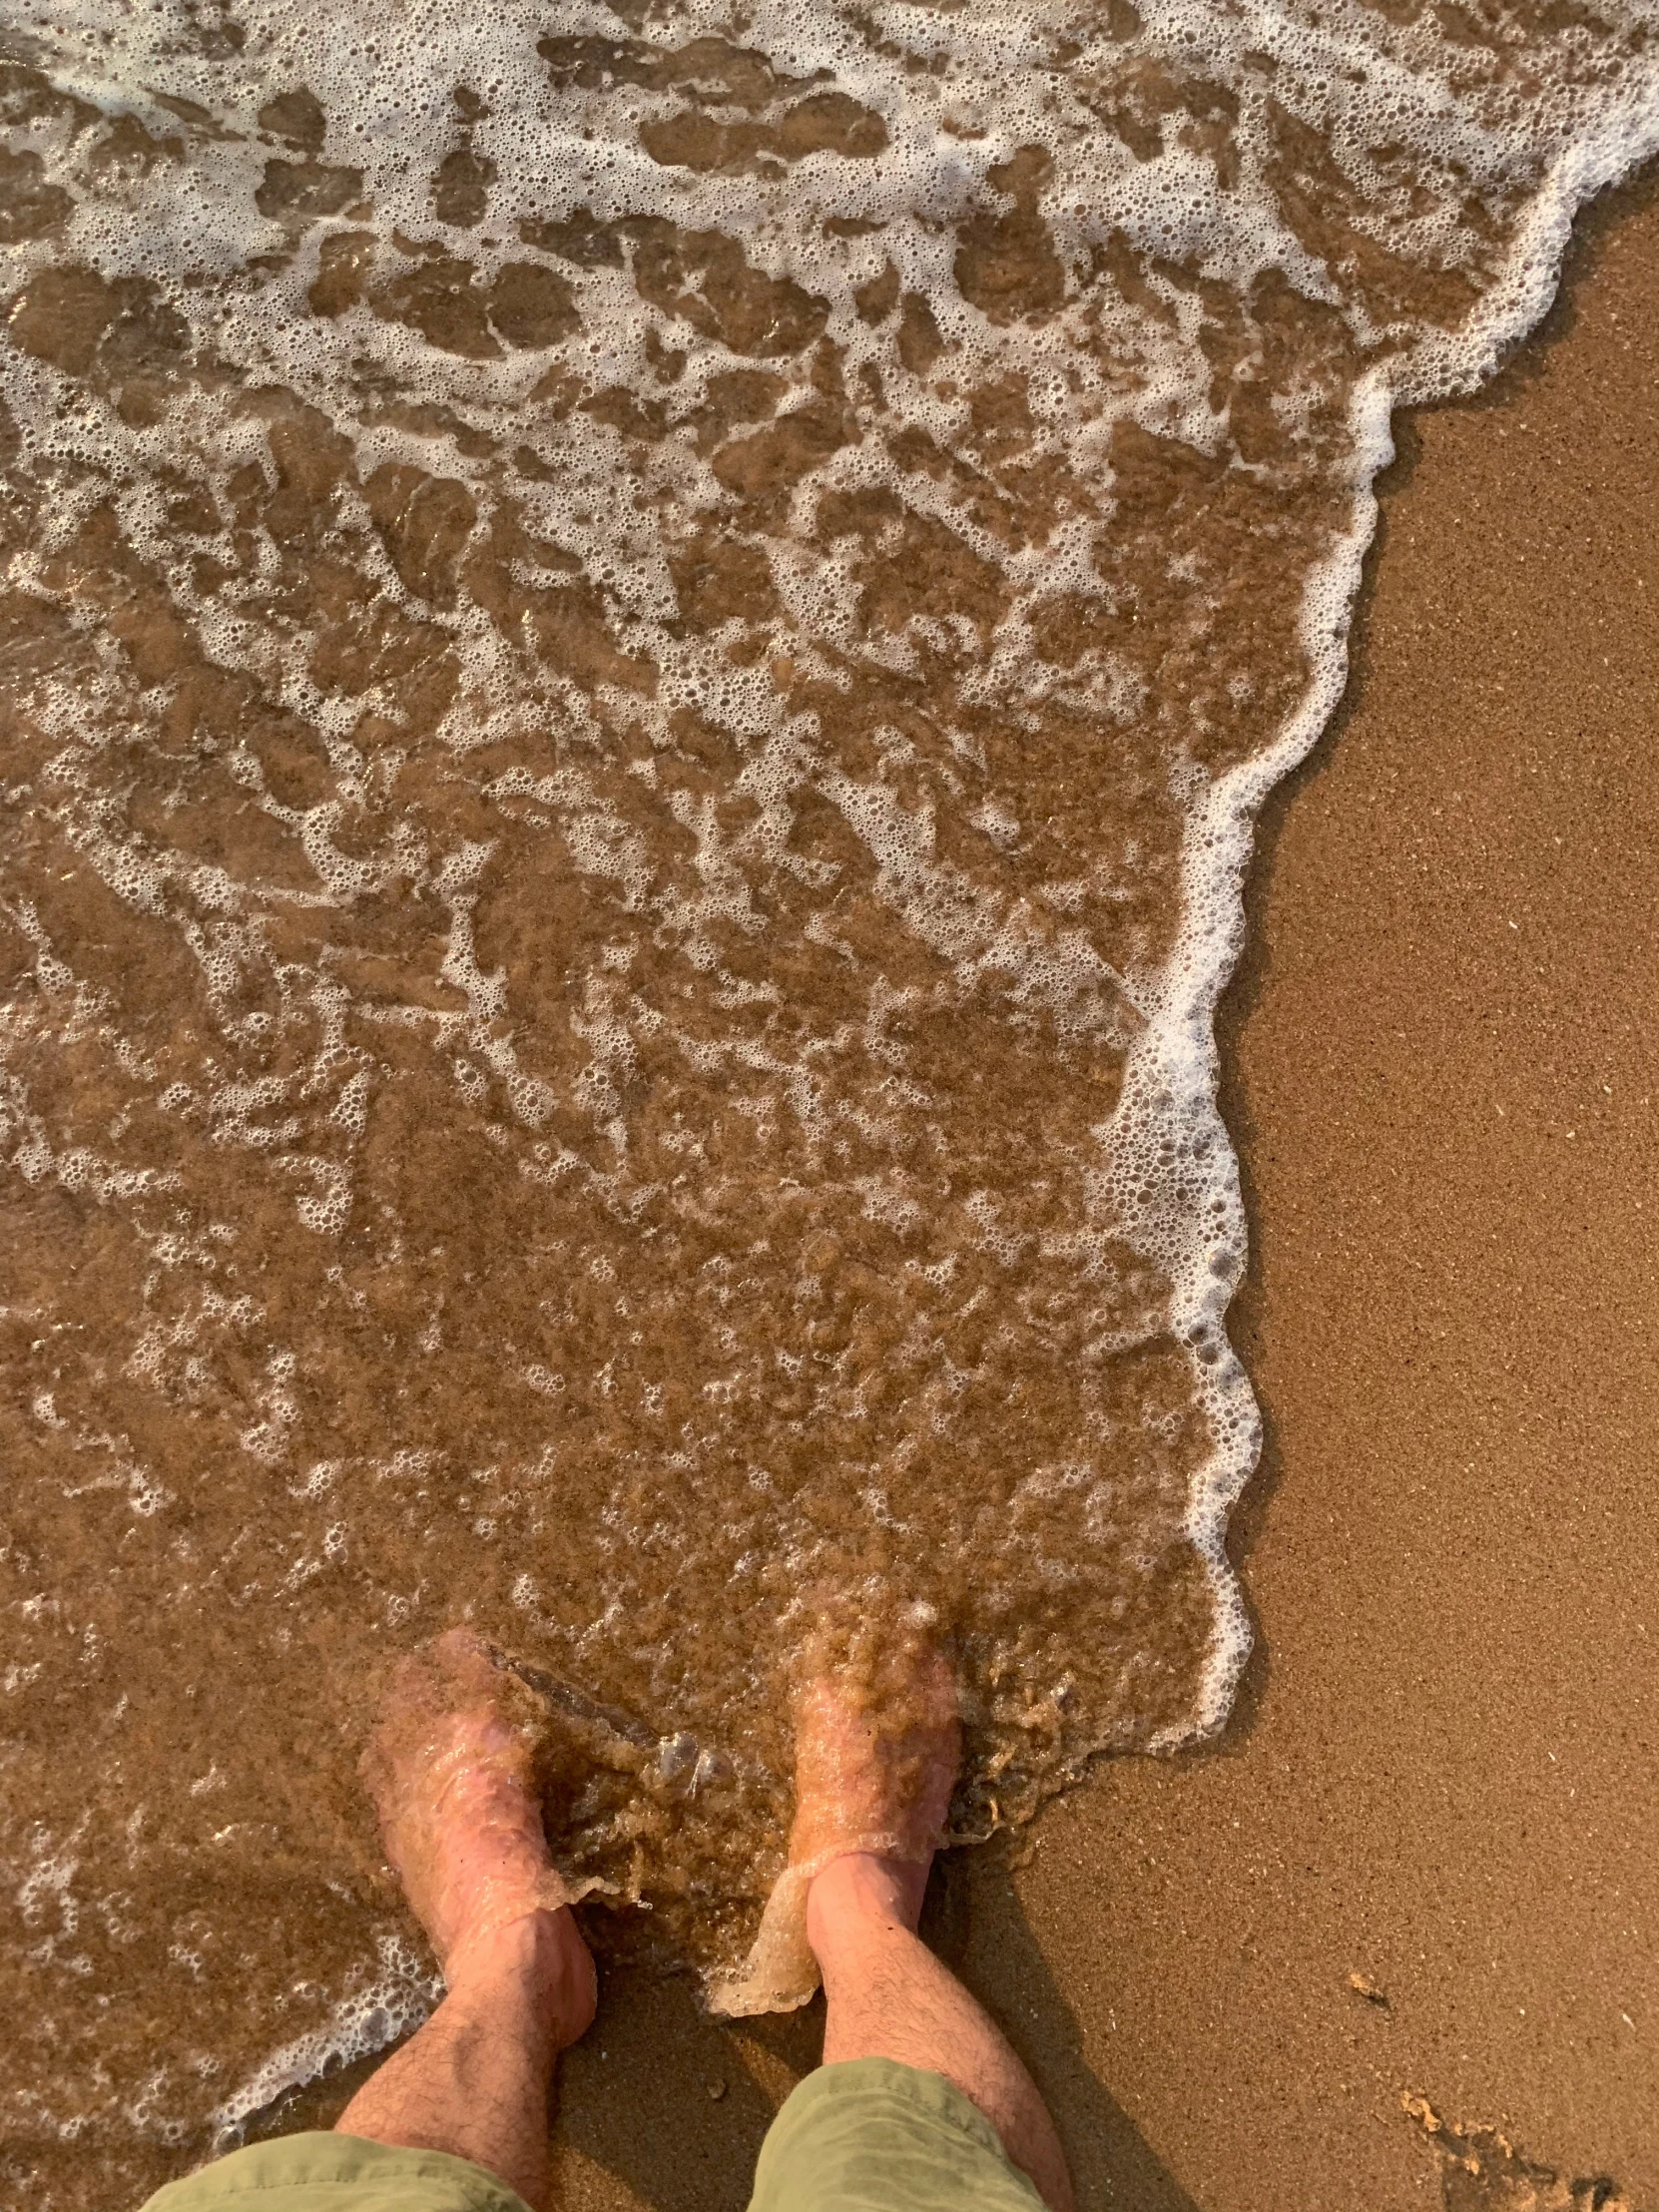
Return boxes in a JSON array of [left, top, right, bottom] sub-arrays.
[[444, 1907, 597, 2051], [806, 1850, 929, 1958]]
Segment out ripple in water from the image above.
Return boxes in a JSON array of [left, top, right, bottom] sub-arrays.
[[1, 0, 1656, 2194]]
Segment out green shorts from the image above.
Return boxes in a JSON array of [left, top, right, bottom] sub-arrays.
[[750, 2057, 1047, 2212], [140, 2058, 1047, 2212]]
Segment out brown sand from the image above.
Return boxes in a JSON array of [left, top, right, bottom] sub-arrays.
[[979, 158, 1659, 2212], [511, 165, 1659, 2212]]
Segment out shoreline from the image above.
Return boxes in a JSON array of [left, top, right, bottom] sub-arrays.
[[550, 156, 1659, 2212], [993, 157, 1659, 2211]]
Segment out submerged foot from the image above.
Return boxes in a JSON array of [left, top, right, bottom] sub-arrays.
[[794, 1645, 961, 1936], [359, 1626, 596, 2033]]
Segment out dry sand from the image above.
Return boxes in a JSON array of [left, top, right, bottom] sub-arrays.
[[533, 166, 1659, 2212], [981, 160, 1659, 2212]]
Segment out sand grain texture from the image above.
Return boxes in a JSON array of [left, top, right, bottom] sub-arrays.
[[972, 165, 1659, 2212]]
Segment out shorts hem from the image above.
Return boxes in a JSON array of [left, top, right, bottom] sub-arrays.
[[139, 2129, 535, 2212]]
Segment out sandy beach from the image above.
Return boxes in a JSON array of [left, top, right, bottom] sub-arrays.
[[5, 28, 1656, 2210], [533, 165, 1659, 2212]]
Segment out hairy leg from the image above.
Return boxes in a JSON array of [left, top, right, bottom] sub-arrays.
[[795, 1664, 1075, 2212], [336, 1629, 597, 2212], [335, 1909, 591, 2212]]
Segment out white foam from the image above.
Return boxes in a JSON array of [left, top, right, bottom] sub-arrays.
[[205, 1931, 441, 2149]]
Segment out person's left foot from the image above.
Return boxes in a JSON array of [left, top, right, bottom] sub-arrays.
[[793, 1645, 961, 1934], [360, 1626, 595, 2025]]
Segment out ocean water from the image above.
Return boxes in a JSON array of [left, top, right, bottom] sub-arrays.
[[2, 0, 1656, 2196]]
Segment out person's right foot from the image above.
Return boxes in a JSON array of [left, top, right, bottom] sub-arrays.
[[359, 1626, 596, 2032], [793, 1646, 960, 1935]]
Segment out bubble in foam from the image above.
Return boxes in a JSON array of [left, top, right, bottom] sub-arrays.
[[206, 1935, 442, 2152]]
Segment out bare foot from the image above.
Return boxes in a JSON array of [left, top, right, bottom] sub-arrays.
[[794, 1647, 960, 1936], [359, 1627, 595, 2033]]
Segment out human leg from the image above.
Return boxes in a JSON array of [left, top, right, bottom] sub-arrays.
[[333, 1630, 597, 2212], [788, 1664, 1075, 2212], [806, 1854, 1073, 2212], [137, 1631, 594, 2212], [332, 1907, 592, 2212]]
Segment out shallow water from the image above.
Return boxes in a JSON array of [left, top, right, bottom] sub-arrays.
[[2, 0, 1656, 2194]]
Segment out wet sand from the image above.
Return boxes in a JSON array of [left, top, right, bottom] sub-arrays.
[[993, 158, 1659, 2212], [533, 165, 1659, 2212]]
